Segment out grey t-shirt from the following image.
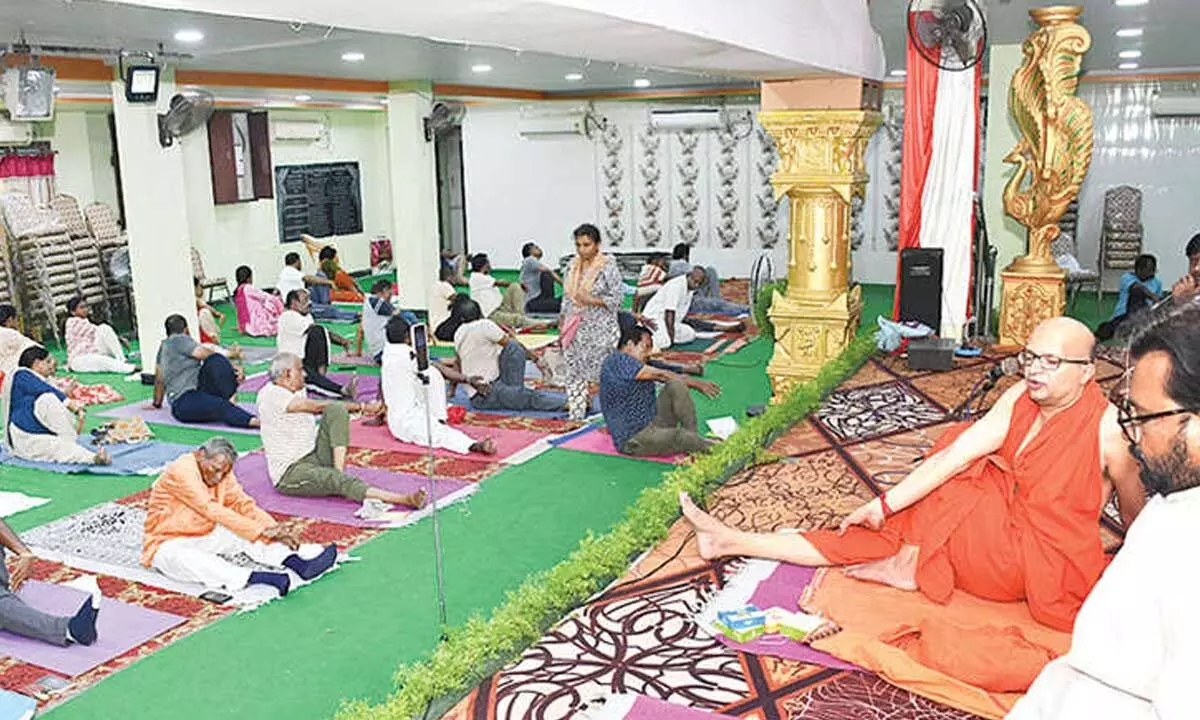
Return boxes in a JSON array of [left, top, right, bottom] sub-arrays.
[[520, 257, 546, 302], [668, 259, 692, 279], [156, 334, 200, 402]]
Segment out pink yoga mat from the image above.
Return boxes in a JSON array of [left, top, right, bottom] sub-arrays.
[[557, 426, 685, 464], [233, 452, 472, 527], [0, 581, 186, 677], [624, 696, 737, 720], [96, 401, 260, 435], [349, 420, 546, 463], [239, 373, 380, 399]]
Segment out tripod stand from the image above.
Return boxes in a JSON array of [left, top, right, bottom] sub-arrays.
[[416, 367, 449, 637]]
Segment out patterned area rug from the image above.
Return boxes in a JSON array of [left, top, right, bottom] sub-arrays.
[[445, 349, 1132, 720]]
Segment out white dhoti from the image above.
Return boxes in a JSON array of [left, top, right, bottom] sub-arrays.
[[8, 393, 94, 464], [68, 324, 134, 374], [151, 525, 325, 591], [381, 349, 476, 455], [647, 313, 696, 350]]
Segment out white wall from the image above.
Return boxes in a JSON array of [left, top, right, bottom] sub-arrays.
[[180, 109, 392, 286], [42, 110, 118, 213]]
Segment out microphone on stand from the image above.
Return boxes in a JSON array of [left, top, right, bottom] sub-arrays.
[[952, 356, 1021, 420]]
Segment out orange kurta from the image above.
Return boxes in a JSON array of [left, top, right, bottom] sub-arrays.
[[141, 453, 275, 567], [807, 382, 1110, 632], [330, 269, 364, 303]]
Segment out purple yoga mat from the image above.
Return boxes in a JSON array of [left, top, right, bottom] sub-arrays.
[[95, 401, 260, 435], [233, 453, 472, 527], [715, 563, 859, 671], [238, 373, 381, 400], [558, 426, 684, 464], [0, 581, 186, 677]]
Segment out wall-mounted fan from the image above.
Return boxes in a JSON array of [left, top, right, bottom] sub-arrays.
[[907, 0, 988, 72], [157, 90, 215, 147], [423, 101, 466, 141]]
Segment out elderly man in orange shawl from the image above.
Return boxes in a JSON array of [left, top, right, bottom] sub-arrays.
[[682, 317, 1145, 633]]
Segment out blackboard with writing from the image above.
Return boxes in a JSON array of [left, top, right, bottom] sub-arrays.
[[274, 162, 363, 243]]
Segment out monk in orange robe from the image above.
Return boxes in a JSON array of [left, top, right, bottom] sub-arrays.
[[682, 317, 1146, 632]]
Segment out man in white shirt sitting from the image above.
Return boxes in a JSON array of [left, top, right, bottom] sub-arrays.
[[256, 353, 426, 508], [643, 268, 707, 351], [276, 253, 357, 323], [453, 299, 564, 413], [278, 290, 358, 399], [468, 253, 544, 329], [1010, 303, 1200, 720]]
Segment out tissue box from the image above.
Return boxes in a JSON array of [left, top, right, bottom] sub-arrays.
[[713, 606, 767, 643]]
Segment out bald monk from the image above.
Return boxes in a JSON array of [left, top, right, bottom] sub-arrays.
[[682, 317, 1146, 632]]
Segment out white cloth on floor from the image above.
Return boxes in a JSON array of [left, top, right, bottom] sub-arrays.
[[68, 324, 134, 374], [643, 275, 696, 350], [380, 342, 476, 454], [9, 393, 94, 464], [151, 524, 323, 591], [1009, 486, 1200, 720]]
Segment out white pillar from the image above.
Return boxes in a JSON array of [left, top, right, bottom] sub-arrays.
[[110, 72, 198, 370], [386, 87, 440, 312], [982, 44, 1028, 307]]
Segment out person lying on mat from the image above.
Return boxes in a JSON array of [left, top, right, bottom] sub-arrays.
[[381, 316, 496, 456], [258, 352, 426, 509], [0, 303, 37, 384], [600, 325, 719, 458], [355, 279, 419, 364], [4, 346, 110, 465], [453, 299, 565, 413], [519, 242, 563, 315], [1011, 304, 1200, 719], [680, 317, 1147, 633], [0, 517, 100, 647], [64, 296, 136, 375], [152, 314, 259, 429], [277, 252, 358, 324], [642, 269, 707, 351], [317, 245, 365, 303], [667, 242, 749, 316], [468, 253, 551, 330], [142, 438, 338, 597], [278, 290, 358, 400], [233, 265, 285, 338]]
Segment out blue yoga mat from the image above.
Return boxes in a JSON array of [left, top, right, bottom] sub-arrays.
[[0, 438, 193, 475]]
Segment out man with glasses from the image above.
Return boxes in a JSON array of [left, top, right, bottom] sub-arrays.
[[682, 317, 1145, 634], [1012, 304, 1200, 719]]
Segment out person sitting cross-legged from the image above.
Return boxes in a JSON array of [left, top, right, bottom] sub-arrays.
[[600, 324, 720, 457], [667, 242, 749, 316], [4, 346, 110, 465], [0, 518, 100, 647], [355, 279, 419, 364], [153, 314, 259, 429], [64, 296, 135, 374], [453, 299, 565, 413], [468, 253, 548, 329], [142, 438, 339, 597], [518, 242, 563, 314], [278, 289, 358, 399], [643, 268, 707, 350], [258, 352, 426, 509], [233, 265, 285, 338], [1095, 253, 1162, 342]]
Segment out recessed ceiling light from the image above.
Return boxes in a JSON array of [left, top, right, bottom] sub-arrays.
[[174, 29, 204, 43], [471, 64, 492, 73], [633, 78, 651, 88], [341, 51, 365, 63], [1115, 0, 1148, 6], [1116, 27, 1144, 38], [565, 72, 584, 82], [294, 94, 312, 102], [1118, 62, 1140, 70], [1119, 49, 1143, 59], [889, 69, 907, 77]]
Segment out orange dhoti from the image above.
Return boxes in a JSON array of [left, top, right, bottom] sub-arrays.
[[330, 270, 364, 303], [806, 382, 1111, 632]]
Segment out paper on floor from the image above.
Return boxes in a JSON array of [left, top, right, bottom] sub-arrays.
[[707, 416, 738, 441]]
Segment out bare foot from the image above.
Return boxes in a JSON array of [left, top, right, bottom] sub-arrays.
[[404, 489, 428, 509], [342, 375, 359, 400], [679, 492, 735, 561], [94, 448, 112, 466], [843, 544, 919, 591], [361, 414, 385, 427], [470, 437, 497, 456]]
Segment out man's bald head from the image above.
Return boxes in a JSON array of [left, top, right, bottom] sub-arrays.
[[1027, 317, 1096, 362], [1022, 316, 1097, 408]]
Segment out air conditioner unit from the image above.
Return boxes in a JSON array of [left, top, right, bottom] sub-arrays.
[[517, 113, 587, 138], [1150, 92, 1200, 117], [649, 107, 725, 131], [0, 117, 34, 145], [271, 120, 326, 141]]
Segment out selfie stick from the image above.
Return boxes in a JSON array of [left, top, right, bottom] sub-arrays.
[[413, 324, 449, 635]]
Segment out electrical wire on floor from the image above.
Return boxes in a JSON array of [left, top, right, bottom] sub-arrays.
[[610, 529, 696, 591]]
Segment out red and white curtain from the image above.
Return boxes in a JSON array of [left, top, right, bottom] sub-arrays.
[[0, 147, 56, 207], [894, 23, 982, 340]]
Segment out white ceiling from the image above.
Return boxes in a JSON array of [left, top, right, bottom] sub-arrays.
[[870, 0, 1200, 77]]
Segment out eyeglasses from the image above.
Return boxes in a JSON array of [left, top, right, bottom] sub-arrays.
[[1116, 395, 1199, 445], [1017, 348, 1093, 372]]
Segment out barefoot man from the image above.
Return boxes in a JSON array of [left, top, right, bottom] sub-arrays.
[[682, 317, 1146, 631]]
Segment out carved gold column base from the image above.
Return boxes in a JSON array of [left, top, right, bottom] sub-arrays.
[[767, 284, 862, 399], [996, 267, 1065, 349]]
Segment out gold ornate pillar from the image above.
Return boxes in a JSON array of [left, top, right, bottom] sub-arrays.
[[759, 108, 881, 396], [997, 5, 1093, 348]]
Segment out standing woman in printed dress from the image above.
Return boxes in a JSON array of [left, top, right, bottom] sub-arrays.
[[559, 223, 623, 420]]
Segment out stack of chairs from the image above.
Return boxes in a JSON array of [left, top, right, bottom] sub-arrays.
[[0, 222, 15, 311], [51, 194, 109, 314], [0, 192, 77, 343]]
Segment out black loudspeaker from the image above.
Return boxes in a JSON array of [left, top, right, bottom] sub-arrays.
[[898, 248, 943, 331]]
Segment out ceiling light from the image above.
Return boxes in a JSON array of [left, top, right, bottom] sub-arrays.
[[471, 64, 492, 73], [173, 29, 204, 43], [633, 78, 651, 88], [341, 51, 365, 63], [1115, 0, 1148, 6], [1116, 27, 1144, 38], [1118, 62, 1140, 70], [564, 72, 584, 81], [1119, 49, 1143, 59], [889, 69, 907, 77], [294, 94, 312, 102]]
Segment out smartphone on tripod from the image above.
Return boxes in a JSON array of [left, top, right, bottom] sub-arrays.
[[410, 322, 430, 373]]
